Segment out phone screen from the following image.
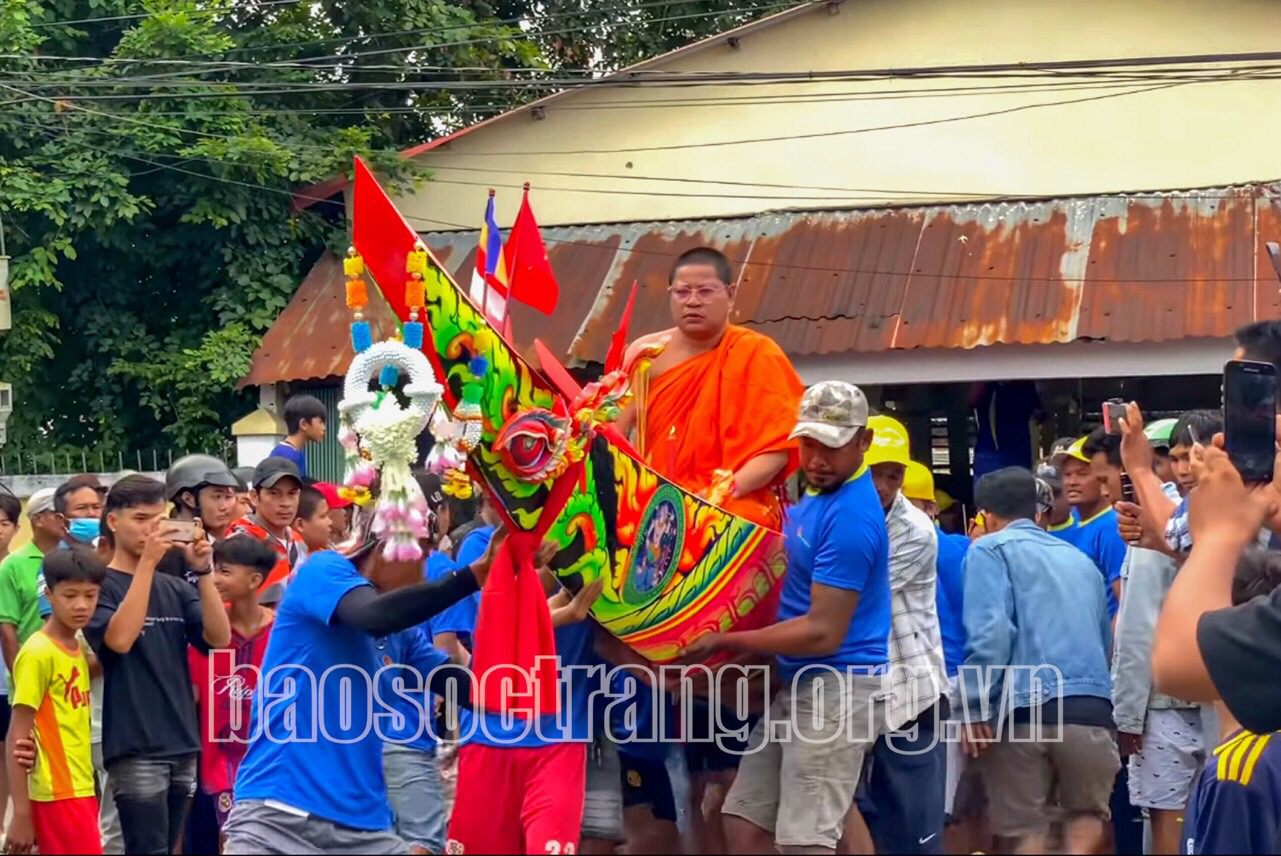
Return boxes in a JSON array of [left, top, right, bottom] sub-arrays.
[[164, 519, 198, 543], [1224, 360, 1278, 483]]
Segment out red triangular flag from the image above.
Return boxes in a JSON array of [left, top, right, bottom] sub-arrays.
[[503, 187, 560, 316], [605, 281, 637, 375]]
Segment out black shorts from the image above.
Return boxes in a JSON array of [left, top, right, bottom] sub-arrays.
[[683, 698, 755, 774], [620, 755, 677, 822], [0, 694, 11, 739]]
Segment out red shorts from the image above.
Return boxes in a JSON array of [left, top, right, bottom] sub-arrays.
[[446, 742, 586, 854], [32, 796, 102, 855]]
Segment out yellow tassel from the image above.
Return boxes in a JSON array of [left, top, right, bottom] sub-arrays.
[[406, 248, 428, 277], [343, 252, 364, 277]]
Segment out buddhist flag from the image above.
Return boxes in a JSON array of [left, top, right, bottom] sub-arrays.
[[503, 186, 560, 317], [470, 191, 509, 323]]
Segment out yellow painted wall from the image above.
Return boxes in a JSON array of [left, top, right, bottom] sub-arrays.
[[394, 0, 1281, 230]]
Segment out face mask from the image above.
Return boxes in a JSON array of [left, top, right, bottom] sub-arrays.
[[67, 517, 99, 543]]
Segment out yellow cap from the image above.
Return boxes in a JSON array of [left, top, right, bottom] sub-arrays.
[[1059, 436, 1091, 464], [903, 461, 935, 502], [935, 487, 955, 513], [865, 414, 911, 468]]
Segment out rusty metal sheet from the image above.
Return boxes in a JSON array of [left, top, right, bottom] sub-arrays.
[[248, 183, 1281, 387], [241, 252, 403, 387]]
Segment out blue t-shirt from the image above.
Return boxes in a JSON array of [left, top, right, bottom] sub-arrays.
[[458, 621, 600, 749], [1073, 507, 1126, 617], [376, 626, 450, 753], [427, 530, 493, 644], [268, 442, 307, 478], [1184, 730, 1281, 854], [935, 530, 969, 677], [1046, 508, 1081, 545], [233, 551, 390, 830], [777, 466, 890, 677]]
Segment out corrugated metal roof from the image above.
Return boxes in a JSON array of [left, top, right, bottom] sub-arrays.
[[242, 251, 403, 387], [246, 183, 1281, 385]]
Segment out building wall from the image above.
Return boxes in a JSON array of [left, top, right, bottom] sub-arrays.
[[393, 0, 1281, 230]]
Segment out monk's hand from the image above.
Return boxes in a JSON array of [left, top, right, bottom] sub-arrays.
[[550, 579, 604, 628]]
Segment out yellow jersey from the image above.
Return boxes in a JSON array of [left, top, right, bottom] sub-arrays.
[[11, 630, 94, 801]]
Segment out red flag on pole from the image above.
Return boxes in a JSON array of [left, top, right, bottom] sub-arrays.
[[503, 185, 560, 316]]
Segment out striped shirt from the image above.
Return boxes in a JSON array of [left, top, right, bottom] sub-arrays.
[[1184, 729, 1281, 854], [883, 492, 946, 731]]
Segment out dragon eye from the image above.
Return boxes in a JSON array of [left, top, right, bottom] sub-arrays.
[[507, 433, 549, 471]]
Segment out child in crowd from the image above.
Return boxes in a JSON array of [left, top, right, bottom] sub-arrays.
[[188, 535, 278, 852], [268, 395, 327, 479], [1183, 547, 1281, 854], [314, 482, 352, 545], [5, 549, 106, 854], [293, 486, 333, 554]]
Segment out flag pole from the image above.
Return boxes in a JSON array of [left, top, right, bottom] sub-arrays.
[[498, 182, 530, 331], [483, 188, 495, 324]]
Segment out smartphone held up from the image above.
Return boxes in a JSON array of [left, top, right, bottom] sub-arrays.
[[1223, 359, 1277, 484], [1103, 398, 1128, 435]]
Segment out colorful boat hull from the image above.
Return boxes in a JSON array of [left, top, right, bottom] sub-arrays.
[[351, 160, 784, 661]]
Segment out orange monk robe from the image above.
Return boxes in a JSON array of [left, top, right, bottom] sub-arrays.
[[636, 325, 804, 530]]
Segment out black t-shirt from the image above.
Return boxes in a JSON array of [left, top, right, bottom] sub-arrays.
[[1012, 695, 1114, 729], [84, 568, 208, 766], [1199, 587, 1281, 734]]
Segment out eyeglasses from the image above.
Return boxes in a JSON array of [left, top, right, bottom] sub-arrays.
[[668, 285, 726, 303]]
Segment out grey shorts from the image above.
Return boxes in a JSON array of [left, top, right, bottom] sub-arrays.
[[1128, 708, 1209, 810], [722, 671, 881, 850], [383, 744, 446, 852], [582, 736, 624, 842], [979, 723, 1121, 839], [222, 800, 409, 856]]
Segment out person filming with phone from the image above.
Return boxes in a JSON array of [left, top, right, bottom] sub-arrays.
[[84, 475, 231, 855]]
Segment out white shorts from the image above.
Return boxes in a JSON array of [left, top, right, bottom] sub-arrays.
[[1127, 708, 1209, 810]]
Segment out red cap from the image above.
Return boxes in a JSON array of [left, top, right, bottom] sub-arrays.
[[314, 481, 352, 509]]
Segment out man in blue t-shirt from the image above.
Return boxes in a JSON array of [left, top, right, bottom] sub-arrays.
[[267, 394, 327, 480], [378, 624, 451, 854], [1060, 434, 1126, 616], [224, 529, 495, 855], [689, 381, 890, 854]]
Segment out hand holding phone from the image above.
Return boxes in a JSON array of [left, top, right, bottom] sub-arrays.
[[1103, 398, 1128, 435], [162, 519, 199, 543], [1223, 359, 1277, 483]]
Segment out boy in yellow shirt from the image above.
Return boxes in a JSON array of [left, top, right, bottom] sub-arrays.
[[4, 548, 105, 854]]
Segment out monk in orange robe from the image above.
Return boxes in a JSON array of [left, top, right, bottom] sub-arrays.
[[619, 247, 804, 530]]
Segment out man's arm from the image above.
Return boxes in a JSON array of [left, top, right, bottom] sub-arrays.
[[196, 573, 231, 649], [0, 563, 22, 674], [959, 543, 1014, 723], [0, 624, 18, 676], [432, 631, 471, 668], [731, 451, 790, 498]]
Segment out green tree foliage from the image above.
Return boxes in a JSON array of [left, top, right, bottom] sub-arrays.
[[0, 0, 787, 460]]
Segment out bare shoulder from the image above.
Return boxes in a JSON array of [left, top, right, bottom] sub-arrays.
[[625, 329, 674, 362]]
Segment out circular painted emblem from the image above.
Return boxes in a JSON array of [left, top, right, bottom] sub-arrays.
[[217, 791, 233, 813], [623, 484, 685, 605]]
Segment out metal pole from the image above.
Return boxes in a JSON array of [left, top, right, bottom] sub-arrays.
[[81, 451, 86, 472], [136, 450, 142, 471], [152, 449, 157, 471]]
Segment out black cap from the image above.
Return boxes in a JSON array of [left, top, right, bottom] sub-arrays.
[[413, 471, 446, 511], [253, 457, 302, 490]]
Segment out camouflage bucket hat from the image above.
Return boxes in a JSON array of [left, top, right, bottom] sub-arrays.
[[789, 381, 870, 449]]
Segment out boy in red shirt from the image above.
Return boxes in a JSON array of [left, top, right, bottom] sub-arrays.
[[188, 535, 277, 843], [226, 458, 304, 599], [5, 548, 106, 854]]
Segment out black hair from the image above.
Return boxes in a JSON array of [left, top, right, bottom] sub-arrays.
[[1232, 547, 1281, 605], [214, 534, 278, 576], [283, 395, 327, 435], [104, 475, 166, 514], [975, 467, 1038, 522], [297, 486, 327, 521], [42, 547, 107, 589], [1235, 321, 1281, 375], [668, 246, 732, 287], [54, 480, 99, 515], [98, 512, 114, 548], [0, 491, 20, 526], [1171, 409, 1224, 449], [1083, 427, 1122, 468]]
